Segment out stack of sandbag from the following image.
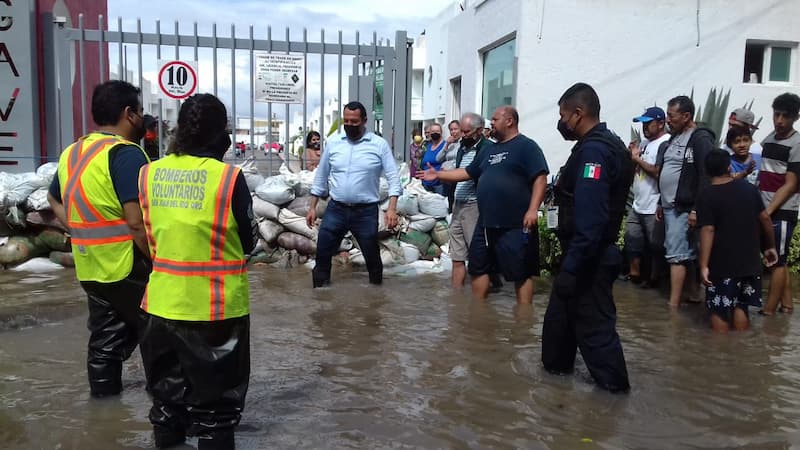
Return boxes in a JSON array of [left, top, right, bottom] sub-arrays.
[[0, 164, 74, 270]]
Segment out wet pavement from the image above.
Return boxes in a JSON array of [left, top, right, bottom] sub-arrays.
[[1, 265, 800, 449]]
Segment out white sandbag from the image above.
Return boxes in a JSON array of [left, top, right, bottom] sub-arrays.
[[286, 195, 327, 218], [257, 220, 284, 244], [35, 163, 59, 185], [10, 256, 64, 272], [338, 237, 354, 252], [408, 217, 436, 233], [0, 172, 46, 207], [278, 208, 317, 241], [349, 247, 400, 267], [255, 175, 295, 205], [276, 232, 316, 256], [417, 192, 449, 218], [384, 259, 445, 277], [399, 241, 421, 264], [296, 170, 316, 196], [244, 173, 265, 192], [252, 195, 280, 221], [403, 178, 428, 197], [398, 162, 411, 187], [24, 188, 50, 211], [396, 194, 419, 217], [251, 238, 268, 255]]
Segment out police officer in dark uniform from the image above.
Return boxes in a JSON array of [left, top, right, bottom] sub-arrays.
[[542, 82, 634, 393]]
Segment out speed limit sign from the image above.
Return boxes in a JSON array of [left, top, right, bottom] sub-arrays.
[[158, 60, 198, 100]]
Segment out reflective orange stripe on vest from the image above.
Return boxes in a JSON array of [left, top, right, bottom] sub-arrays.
[[64, 137, 133, 246], [209, 165, 238, 321], [146, 164, 242, 321]]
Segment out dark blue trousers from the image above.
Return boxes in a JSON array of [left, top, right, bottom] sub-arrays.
[[541, 247, 630, 393], [313, 200, 382, 286]]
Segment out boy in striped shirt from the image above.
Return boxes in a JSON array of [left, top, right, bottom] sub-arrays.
[[757, 93, 800, 315]]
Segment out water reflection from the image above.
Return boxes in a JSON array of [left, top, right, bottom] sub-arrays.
[[0, 267, 799, 449]]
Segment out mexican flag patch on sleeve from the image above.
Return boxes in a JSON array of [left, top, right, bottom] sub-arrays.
[[583, 163, 602, 179]]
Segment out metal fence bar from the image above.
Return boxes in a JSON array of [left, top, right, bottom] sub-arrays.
[[193, 22, 199, 62], [337, 30, 342, 133], [249, 25, 254, 158], [230, 23, 236, 159], [284, 27, 289, 169], [372, 31, 378, 132], [117, 17, 123, 80], [98, 15, 105, 83], [267, 26, 273, 174], [174, 20, 180, 133], [319, 29, 324, 139], [355, 31, 360, 103], [137, 18, 143, 99], [156, 19, 163, 155], [302, 27, 308, 169], [78, 14, 87, 135], [65, 29, 397, 58], [212, 23, 218, 96]]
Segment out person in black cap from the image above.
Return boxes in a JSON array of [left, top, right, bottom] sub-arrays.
[[143, 114, 160, 160], [543, 82, 634, 393], [624, 106, 670, 288]]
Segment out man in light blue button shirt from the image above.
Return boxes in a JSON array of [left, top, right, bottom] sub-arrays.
[[307, 101, 402, 287]]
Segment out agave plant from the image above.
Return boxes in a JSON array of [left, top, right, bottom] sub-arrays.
[[690, 87, 731, 142]]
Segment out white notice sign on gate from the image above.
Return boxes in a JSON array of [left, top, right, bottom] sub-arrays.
[[253, 53, 305, 104]]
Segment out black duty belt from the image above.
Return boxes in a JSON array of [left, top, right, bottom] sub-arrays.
[[332, 199, 377, 209]]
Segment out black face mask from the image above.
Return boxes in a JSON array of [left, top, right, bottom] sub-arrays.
[[344, 125, 363, 141], [431, 132, 442, 141], [557, 118, 580, 141], [461, 135, 477, 148], [309, 142, 321, 150]]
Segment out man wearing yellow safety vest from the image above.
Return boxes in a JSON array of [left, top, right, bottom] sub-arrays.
[[47, 80, 152, 398], [138, 93, 257, 450]]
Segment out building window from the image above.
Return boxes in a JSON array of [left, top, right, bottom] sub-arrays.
[[743, 41, 796, 84], [481, 38, 516, 118]]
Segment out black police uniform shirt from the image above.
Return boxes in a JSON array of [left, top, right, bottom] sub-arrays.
[[464, 134, 549, 229], [560, 124, 625, 275]]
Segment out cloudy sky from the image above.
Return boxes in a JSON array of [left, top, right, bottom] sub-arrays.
[[107, 0, 455, 126]]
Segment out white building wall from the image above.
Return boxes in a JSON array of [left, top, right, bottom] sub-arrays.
[[426, 0, 800, 170]]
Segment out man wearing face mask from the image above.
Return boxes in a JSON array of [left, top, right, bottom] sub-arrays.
[[307, 101, 402, 287], [418, 106, 548, 304], [47, 80, 152, 398], [543, 82, 634, 393]]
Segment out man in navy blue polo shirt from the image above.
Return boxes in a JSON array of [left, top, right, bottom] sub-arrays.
[[418, 106, 549, 304]]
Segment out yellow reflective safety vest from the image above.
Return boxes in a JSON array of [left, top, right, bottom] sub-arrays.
[[57, 132, 149, 283], [139, 154, 249, 321]]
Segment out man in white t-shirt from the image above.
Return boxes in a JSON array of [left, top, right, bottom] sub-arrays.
[[624, 107, 670, 288]]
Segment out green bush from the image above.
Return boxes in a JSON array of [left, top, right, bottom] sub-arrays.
[[789, 227, 800, 273]]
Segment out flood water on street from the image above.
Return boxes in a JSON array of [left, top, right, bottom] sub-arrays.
[[1, 265, 800, 449]]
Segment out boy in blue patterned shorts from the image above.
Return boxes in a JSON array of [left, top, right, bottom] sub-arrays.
[[697, 149, 779, 332]]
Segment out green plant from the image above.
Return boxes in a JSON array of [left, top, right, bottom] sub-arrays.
[[690, 87, 730, 141], [788, 227, 800, 273], [538, 219, 562, 277]]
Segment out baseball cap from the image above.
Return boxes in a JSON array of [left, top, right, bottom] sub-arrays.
[[633, 106, 666, 123], [730, 107, 758, 129]]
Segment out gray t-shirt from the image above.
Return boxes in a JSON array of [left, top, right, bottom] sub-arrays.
[[658, 128, 694, 207]]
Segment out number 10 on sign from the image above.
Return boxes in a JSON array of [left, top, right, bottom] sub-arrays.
[[158, 60, 198, 100]]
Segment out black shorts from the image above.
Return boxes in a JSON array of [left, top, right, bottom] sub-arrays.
[[468, 223, 540, 282], [706, 275, 762, 321]]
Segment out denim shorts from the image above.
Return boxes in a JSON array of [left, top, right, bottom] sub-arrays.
[[663, 207, 696, 264]]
